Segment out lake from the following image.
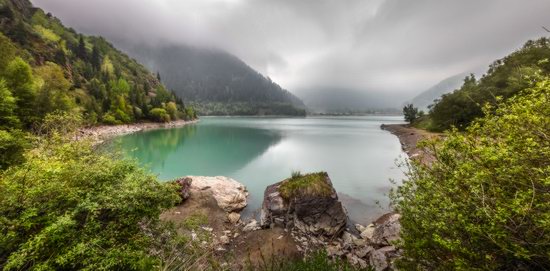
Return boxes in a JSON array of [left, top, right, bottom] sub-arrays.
[[110, 116, 407, 224]]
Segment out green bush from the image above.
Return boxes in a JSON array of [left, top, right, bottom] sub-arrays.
[[251, 250, 368, 271], [149, 107, 170, 123], [393, 77, 550, 270], [279, 172, 333, 200], [0, 115, 180, 270]]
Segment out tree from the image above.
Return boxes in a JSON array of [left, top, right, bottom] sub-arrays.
[[156, 71, 161, 82], [165, 101, 178, 121], [402, 104, 421, 123], [34, 62, 76, 117], [149, 108, 170, 122], [0, 80, 20, 129], [91, 44, 101, 71], [393, 78, 550, 270], [4, 57, 37, 127], [76, 34, 87, 60]]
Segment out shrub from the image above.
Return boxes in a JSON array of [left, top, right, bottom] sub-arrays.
[[279, 172, 333, 200], [149, 108, 170, 123], [393, 77, 550, 270], [0, 115, 180, 270]]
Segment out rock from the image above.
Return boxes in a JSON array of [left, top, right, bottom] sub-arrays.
[[260, 173, 347, 237], [342, 231, 354, 247], [369, 246, 398, 271], [243, 219, 260, 232], [360, 224, 375, 241], [355, 245, 374, 258], [219, 235, 230, 245], [175, 177, 192, 201], [346, 253, 368, 269], [371, 213, 401, 247], [326, 244, 344, 257], [228, 212, 240, 224], [186, 176, 248, 212]]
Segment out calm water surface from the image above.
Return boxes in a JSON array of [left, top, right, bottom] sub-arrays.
[[110, 116, 407, 224]]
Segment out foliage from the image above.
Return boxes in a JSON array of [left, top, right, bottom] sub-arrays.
[[0, 113, 180, 270], [428, 38, 550, 131], [279, 172, 333, 200], [393, 77, 550, 270], [0, 0, 195, 127], [0, 129, 28, 170], [149, 108, 171, 123], [402, 103, 423, 123]]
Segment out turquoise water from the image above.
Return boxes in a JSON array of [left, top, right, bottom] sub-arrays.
[[110, 116, 407, 224]]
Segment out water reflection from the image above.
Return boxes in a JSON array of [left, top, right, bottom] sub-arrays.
[[112, 123, 282, 180]]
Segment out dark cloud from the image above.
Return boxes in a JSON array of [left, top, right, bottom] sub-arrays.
[[32, 0, 550, 103]]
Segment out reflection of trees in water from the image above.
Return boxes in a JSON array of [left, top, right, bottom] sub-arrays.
[[114, 124, 283, 179]]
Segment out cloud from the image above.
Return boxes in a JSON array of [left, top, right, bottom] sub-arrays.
[[32, 0, 550, 103]]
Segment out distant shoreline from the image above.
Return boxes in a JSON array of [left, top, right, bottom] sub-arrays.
[[79, 119, 199, 144]]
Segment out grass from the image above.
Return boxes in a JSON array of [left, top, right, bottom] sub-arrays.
[[279, 171, 333, 200], [250, 250, 370, 271], [182, 212, 209, 231]]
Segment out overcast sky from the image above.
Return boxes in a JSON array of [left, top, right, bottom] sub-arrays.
[[32, 0, 550, 98]]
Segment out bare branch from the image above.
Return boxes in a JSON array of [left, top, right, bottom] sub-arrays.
[[543, 26, 550, 33]]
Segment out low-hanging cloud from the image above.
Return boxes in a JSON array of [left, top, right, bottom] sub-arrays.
[[32, 0, 550, 101]]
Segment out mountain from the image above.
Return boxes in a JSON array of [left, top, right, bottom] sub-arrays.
[[409, 72, 468, 111], [119, 43, 306, 116], [0, 0, 195, 127], [298, 88, 402, 114]]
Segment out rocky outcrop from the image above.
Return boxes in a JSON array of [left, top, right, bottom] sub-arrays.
[[260, 174, 347, 237], [178, 176, 249, 213]]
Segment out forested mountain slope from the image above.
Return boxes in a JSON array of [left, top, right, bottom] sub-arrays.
[[0, 0, 195, 128], [424, 38, 550, 131], [122, 43, 306, 116]]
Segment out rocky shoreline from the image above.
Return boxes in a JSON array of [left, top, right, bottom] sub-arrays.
[[169, 174, 403, 270], [78, 119, 198, 144], [381, 123, 440, 164]]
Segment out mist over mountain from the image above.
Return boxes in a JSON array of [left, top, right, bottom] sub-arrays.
[[115, 42, 306, 116], [409, 72, 469, 111], [298, 88, 403, 114]]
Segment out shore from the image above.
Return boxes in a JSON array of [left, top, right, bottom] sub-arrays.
[[381, 124, 440, 164], [79, 119, 198, 144]]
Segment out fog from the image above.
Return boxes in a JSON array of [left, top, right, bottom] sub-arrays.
[[33, 0, 550, 103]]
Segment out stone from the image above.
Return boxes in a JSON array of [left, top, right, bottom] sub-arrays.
[[360, 224, 375, 241], [243, 219, 260, 232], [219, 235, 230, 245], [186, 176, 249, 212], [369, 246, 397, 271], [371, 213, 401, 247], [228, 212, 240, 224], [175, 177, 192, 201], [346, 253, 368, 269], [260, 173, 347, 237], [355, 245, 374, 258]]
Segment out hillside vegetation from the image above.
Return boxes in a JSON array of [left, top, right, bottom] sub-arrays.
[[418, 38, 550, 131], [0, 0, 195, 128]]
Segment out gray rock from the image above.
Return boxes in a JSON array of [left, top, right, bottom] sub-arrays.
[[260, 174, 347, 237], [219, 235, 230, 245], [369, 246, 397, 271], [355, 245, 374, 258], [360, 224, 376, 241], [243, 219, 260, 232], [371, 213, 401, 247], [175, 177, 192, 201]]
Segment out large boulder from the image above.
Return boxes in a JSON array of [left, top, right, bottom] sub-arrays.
[[181, 176, 248, 213], [370, 213, 401, 247], [260, 172, 347, 237]]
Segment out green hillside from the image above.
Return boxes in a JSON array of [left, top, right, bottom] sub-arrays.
[[422, 38, 550, 131], [0, 0, 195, 128]]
